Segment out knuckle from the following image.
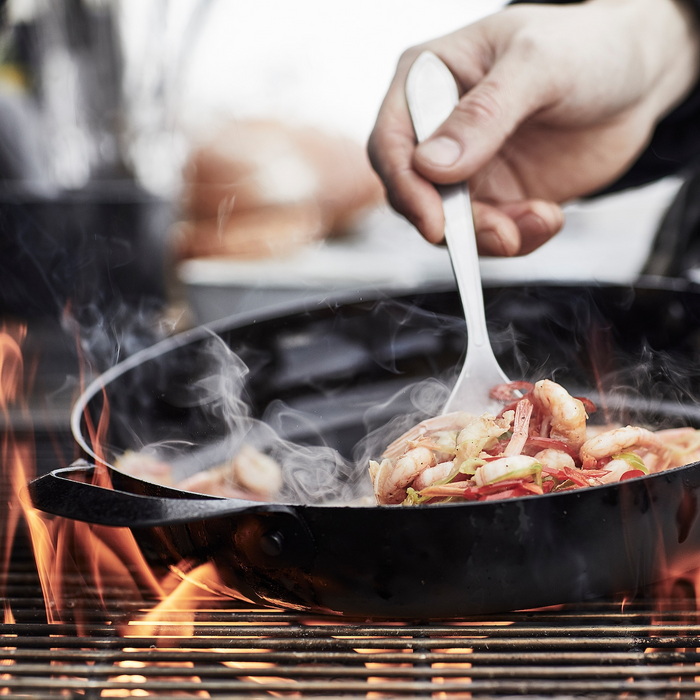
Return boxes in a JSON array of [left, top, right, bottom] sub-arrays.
[[510, 28, 542, 61], [459, 82, 505, 127], [398, 46, 423, 67]]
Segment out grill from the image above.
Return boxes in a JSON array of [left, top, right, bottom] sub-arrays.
[[5, 520, 700, 698], [7, 301, 700, 698]]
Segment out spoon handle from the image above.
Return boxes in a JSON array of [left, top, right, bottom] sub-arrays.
[[440, 182, 487, 349], [406, 51, 509, 415]]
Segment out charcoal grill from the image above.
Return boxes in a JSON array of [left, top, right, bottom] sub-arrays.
[[6, 518, 700, 697], [10, 284, 700, 695]]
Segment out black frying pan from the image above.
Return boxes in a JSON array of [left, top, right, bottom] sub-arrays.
[[27, 282, 700, 617]]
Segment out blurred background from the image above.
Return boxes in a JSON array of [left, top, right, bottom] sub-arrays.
[[0, 0, 684, 333]]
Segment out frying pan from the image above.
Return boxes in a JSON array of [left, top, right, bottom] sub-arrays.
[[27, 282, 700, 617]]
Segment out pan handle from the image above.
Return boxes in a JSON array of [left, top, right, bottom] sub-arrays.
[[26, 463, 300, 527]]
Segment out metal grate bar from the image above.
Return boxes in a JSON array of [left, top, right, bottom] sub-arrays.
[[5, 622, 700, 637], [3, 677, 700, 694], [6, 661, 700, 679], [2, 633, 695, 650], [0, 648, 697, 664]]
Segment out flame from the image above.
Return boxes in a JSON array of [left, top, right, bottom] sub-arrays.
[[0, 322, 161, 632], [0, 318, 223, 696], [126, 563, 224, 640], [9, 315, 700, 698], [0, 325, 29, 596]]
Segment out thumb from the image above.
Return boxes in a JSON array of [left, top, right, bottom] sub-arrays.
[[413, 55, 541, 184]]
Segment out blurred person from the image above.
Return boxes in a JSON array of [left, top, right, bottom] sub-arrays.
[[368, 0, 700, 257]]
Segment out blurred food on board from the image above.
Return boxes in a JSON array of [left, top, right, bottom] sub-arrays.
[[176, 120, 384, 260]]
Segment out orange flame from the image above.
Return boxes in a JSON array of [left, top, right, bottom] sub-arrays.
[[0, 323, 163, 634], [10, 315, 700, 698]]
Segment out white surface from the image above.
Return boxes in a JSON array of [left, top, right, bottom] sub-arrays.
[[176, 0, 506, 142], [116, 0, 506, 194], [178, 214, 452, 289], [181, 175, 683, 294], [481, 176, 684, 284]]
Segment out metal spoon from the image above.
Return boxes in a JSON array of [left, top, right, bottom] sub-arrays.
[[405, 50, 510, 415]]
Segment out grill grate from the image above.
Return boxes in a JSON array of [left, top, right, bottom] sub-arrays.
[[4, 538, 700, 698]]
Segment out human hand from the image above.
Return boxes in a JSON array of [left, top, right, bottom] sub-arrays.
[[368, 0, 700, 256]]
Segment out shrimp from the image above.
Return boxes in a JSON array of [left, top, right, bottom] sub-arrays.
[[534, 448, 575, 472], [454, 411, 513, 472], [580, 425, 671, 471], [115, 450, 173, 487], [597, 459, 630, 484], [412, 460, 455, 491], [371, 410, 512, 504], [656, 427, 700, 467], [409, 431, 459, 460], [503, 399, 533, 456], [230, 443, 283, 497], [371, 446, 436, 504], [382, 412, 474, 461], [473, 455, 540, 488], [532, 379, 588, 451]]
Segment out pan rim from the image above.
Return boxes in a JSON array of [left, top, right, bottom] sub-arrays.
[[71, 280, 700, 512]]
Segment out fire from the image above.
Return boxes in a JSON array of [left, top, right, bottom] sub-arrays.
[[7, 319, 700, 698], [0, 324, 30, 603], [0, 324, 217, 697]]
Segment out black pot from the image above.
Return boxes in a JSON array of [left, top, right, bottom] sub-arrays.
[[28, 282, 700, 617]]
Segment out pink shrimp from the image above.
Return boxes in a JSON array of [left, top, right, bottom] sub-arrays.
[[532, 379, 588, 451], [371, 446, 436, 504], [580, 425, 671, 471], [412, 461, 455, 491]]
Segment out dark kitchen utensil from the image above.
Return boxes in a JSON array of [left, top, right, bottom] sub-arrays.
[[28, 282, 700, 617]]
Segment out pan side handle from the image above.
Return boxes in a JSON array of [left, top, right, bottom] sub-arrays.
[[26, 463, 317, 571], [25, 463, 297, 527]]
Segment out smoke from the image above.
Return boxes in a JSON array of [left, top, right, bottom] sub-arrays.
[[77, 285, 700, 508], [160, 332, 374, 505], [352, 377, 450, 472], [89, 293, 472, 506], [68, 297, 175, 373], [584, 340, 700, 430]]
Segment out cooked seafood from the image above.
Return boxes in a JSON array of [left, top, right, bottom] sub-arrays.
[[115, 443, 282, 502], [369, 379, 700, 505]]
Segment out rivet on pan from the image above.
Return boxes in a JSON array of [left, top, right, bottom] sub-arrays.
[[260, 530, 285, 557]]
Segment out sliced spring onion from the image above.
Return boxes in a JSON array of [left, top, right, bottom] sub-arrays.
[[405, 487, 432, 505], [612, 452, 648, 474], [457, 457, 486, 475], [489, 462, 543, 485]]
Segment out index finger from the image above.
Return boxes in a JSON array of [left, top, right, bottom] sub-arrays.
[[367, 51, 446, 243]]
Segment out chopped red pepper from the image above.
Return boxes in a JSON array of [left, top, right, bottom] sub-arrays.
[[620, 469, 647, 481], [563, 466, 595, 487], [490, 381, 534, 402], [574, 396, 597, 414]]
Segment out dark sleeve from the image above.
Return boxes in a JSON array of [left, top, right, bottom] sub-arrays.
[[509, 0, 700, 195]]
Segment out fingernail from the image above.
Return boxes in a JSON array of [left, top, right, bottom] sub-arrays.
[[417, 137, 461, 167], [477, 228, 507, 257], [514, 213, 546, 238]]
